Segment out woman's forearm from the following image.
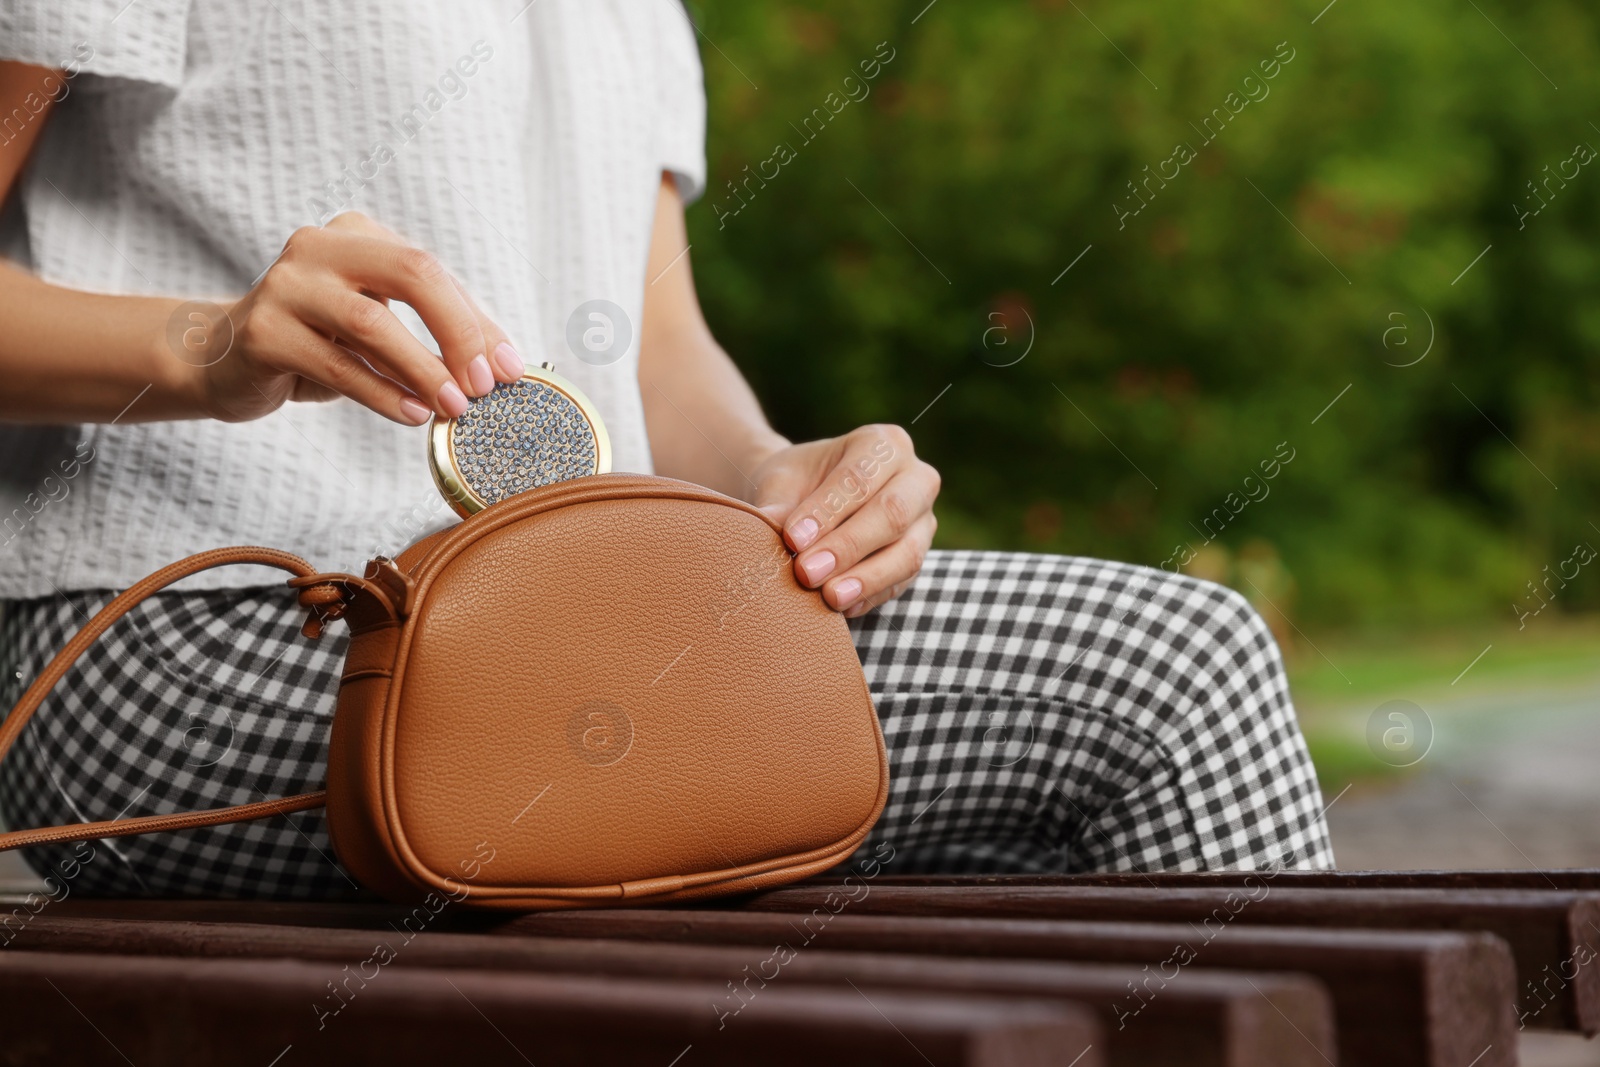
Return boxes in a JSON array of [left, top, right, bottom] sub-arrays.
[[637, 177, 787, 499], [0, 259, 202, 422], [0, 61, 204, 424], [639, 321, 788, 499]]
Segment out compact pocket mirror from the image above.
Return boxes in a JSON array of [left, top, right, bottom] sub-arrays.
[[427, 361, 612, 518]]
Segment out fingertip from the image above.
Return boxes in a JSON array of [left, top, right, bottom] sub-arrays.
[[437, 380, 469, 418], [492, 341, 525, 381], [398, 396, 431, 426], [831, 576, 863, 609], [799, 549, 837, 587], [788, 516, 820, 550], [466, 355, 494, 397]]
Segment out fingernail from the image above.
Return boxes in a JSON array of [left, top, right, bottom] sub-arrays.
[[800, 550, 836, 586], [398, 397, 431, 425], [789, 517, 819, 549], [492, 341, 524, 380], [467, 355, 494, 397], [438, 380, 469, 417], [832, 577, 863, 608]]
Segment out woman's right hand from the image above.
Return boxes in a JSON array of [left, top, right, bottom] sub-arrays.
[[199, 211, 524, 425]]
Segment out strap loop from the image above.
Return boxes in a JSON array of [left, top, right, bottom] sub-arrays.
[[286, 567, 409, 638], [287, 574, 356, 638]]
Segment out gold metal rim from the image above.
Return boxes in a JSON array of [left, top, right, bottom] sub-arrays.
[[427, 366, 613, 519]]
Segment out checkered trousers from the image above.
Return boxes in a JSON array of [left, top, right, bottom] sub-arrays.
[[0, 588, 358, 898], [0, 550, 1333, 897], [846, 550, 1334, 874]]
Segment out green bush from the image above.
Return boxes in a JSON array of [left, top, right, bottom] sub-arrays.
[[685, 0, 1600, 628]]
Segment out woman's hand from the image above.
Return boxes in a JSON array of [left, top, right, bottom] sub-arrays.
[[201, 212, 524, 424], [749, 424, 940, 617]]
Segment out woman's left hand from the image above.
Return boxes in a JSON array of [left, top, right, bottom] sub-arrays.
[[748, 424, 941, 618]]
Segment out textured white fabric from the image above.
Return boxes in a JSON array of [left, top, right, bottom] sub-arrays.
[[0, 0, 706, 594]]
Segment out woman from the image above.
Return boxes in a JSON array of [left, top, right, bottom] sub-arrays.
[[0, 1, 1332, 896]]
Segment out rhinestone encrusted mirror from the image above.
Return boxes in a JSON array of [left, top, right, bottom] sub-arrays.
[[427, 361, 612, 518]]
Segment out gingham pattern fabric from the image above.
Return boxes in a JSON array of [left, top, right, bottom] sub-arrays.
[[0, 588, 358, 897], [0, 550, 1333, 897], [847, 551, 1333, 874]]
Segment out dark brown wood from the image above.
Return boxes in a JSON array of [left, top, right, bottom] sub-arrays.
[[28, 892, 1540, 1065], [743, 884, 1600, 1034], [818, 870, 1600, 891], [511, 908, 1517, 1067], [32, 897, 408, 929], [11, 915, 1333, 1067], [0, 949, 1097, 1067]]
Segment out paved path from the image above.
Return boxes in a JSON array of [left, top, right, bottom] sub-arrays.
[[1321, 672, 1600, 1066], [1325, 675, 1600, 870]]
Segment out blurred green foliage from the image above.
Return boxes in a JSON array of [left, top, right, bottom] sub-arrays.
[[683, 0, 1600, 629]]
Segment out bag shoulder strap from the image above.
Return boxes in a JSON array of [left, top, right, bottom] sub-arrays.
[[0, 546, 356, 855]]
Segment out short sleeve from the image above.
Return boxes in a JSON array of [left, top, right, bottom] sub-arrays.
[[655, 0, 707, 204], [0, 0, 193, 89]]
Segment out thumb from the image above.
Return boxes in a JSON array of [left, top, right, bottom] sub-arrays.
[[750, 455, 815, 528], [754, 477, 806, 526]]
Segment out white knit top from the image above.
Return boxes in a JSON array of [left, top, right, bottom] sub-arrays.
[[0, 0, 705, 595]]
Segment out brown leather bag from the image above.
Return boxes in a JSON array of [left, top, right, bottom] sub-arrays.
[[0, 474, 889, 909]]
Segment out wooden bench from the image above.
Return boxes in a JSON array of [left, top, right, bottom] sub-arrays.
[[1, 870, 1594, 1066]]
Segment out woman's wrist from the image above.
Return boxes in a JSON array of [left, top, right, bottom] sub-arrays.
[[0, 261, 215, 423], [745, 430, 792, 472], [732, 430, 793, 502], [164, 298, 243, 422], [137, 297, 217, 421]]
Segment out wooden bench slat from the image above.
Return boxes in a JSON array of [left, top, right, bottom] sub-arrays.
[[33, 898, 406, 928], [511, 909, 1516, 1067], [11, 915, 1330, 1067], [744, 884, 1599, 1034], [25, 895, 1536, 1067], [0, 949, 1098, 1067], [823, 870, 1600, 891]]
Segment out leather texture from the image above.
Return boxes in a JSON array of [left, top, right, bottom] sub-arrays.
[[0, 475, 889, 910]]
